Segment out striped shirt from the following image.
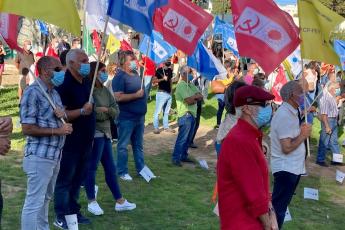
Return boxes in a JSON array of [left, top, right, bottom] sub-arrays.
[[319, 90, 338, 118], [20, 78, 65, 160]]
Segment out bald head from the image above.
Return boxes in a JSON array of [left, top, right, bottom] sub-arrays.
[[281, 81, 303, 102]]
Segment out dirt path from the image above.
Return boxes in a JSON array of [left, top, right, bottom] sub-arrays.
[[1, 63, 18, 86]]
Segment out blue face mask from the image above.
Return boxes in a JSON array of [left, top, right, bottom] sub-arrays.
[[253, 105, 273, 128], [336, 88, 341, 97], [98, 72, 108, 84], [187, 74, 194, 82], [51, 71, 65, 87], [129, 61, 138, 71], [79, 63, 90, 77], [298, 95, 305, 108]]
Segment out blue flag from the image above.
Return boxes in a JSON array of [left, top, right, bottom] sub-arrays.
[[187, 41, 226, 80], [107, 0, 168, 35], [139, 31, 177, 64], [36, 20, 49, 35], [213, 16, 239, 57], [334, 40, 345, 70]]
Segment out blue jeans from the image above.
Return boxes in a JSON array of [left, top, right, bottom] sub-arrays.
[[215, 142, 222, 158], [85, 137, 122, 201], [116, 117, 145, 176], [172, 113, 195, 162], [316, 117, 340, 163], [153, 91, 172, 129], [144, 76, 152, 100], [217, 99, 225, 126], [54, 144, 92, 218], [272, 171, 301, 229]]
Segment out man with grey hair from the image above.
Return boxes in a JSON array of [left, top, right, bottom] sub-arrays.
[[316, 81, 342, 166], [53, 49, 95, 229], [270, 80, 312, 229], [172, 66, 203, 166]]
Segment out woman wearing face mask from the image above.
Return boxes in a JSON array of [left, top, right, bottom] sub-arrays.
[[45, 38, 59, 59], [84, 61, 136, 216]]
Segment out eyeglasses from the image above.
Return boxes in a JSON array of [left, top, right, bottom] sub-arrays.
[[247, 101, 272, 108], [48, 67, 62, 72]]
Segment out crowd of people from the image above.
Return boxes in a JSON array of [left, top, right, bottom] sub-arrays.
[[0, 30, 344, 230]]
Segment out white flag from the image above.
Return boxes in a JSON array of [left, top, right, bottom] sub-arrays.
[[85, 0, 126, 40]]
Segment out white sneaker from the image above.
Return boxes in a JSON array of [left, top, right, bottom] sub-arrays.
[[120, 174, 133, 181], [115, 199, 136, 212], [95, 185, 99, 199], [88, 201, 104, 216]]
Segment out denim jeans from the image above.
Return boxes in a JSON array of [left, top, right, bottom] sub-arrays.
[[217, 99, 225, 126], [153, 91, 172, 129], [215, 142, 222, 158], [316, 117, 340, 163], [190, 101, 202, 144], [172, 113, 195, 162], [144, 76, 152, 100], [21, 155, 60, 230], [272, 171, 301, 229], [116, 117, 145, 176], [54, 144, 92, 218], [85, 137, 122, 201]]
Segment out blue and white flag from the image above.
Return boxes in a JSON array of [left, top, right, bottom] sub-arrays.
[[107, 0, 168, 35], [139, 31, 177, 64], [213, 16, 239, 57], [334, 40, 345, 70], [187, 41, 227, 80], [36, 20, 48, 35]]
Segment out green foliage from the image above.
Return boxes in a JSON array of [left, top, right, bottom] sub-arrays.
[[211, 0, 231, 15], [320, 0, 345, 17]]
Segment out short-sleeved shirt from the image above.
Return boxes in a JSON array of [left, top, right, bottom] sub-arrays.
[[319, 90, 338, 118], [15, 51, 35, 74], [175, 80, 200, 118], [155, 67, 172, 93], [20, 78, 65, 161], [112, 70, 147, 120], [270, 102, 306, 175], [56, 70, 96, 152]]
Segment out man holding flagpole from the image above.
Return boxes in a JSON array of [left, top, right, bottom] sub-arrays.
[[53, 49, 95, 229]]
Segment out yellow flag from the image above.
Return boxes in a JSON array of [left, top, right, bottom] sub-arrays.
[[0, 0, 81, 35], [298, 0, 344, 65], [106, 34, 120, 54]]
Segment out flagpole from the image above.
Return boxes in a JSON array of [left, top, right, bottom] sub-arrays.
[[141, 38, 151, 89], [88, 16, 109, 102]]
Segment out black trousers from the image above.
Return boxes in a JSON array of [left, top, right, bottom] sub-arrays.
[[191, 101, 202, 144], [272, 171, 301, 229]]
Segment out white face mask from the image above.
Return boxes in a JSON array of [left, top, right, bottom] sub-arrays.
[[26, 45, 32, 51], [253, 68, 260, 75], [54, 42, 59, 48], [76, 44, 81, 49]]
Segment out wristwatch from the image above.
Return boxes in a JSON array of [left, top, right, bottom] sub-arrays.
[[80, 108, 86, 116]]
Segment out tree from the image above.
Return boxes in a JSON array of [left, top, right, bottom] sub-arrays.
[[320, 0, 345, 17], [211, 0, 231, 15]]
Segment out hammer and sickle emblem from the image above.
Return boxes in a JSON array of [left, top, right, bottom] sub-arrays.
[[164, 15, 179, 31], [238, 16, 260, 34]]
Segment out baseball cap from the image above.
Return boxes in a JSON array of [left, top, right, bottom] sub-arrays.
[[234, 85, 274, 107]]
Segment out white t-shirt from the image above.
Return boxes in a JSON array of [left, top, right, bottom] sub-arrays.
[[270, 102, 306, 175]]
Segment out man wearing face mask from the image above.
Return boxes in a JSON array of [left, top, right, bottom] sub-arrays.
[[152, 60, 175, 134], [217, 85, 278, 230], [19, 56, 73, 230], [112, 50, 147, 181], [316, 82, 342, 167], [270, 81, 312, 229], [172, 66, 203, 166], [53, 49, 95, 228], [15, 40, 35, 99]]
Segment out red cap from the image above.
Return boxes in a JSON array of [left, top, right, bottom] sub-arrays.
[[234, 85, 275, 107]]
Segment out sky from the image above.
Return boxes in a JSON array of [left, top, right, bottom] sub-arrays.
[[274, 0, 297, 5]]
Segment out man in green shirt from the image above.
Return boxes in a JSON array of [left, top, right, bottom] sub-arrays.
[[172, 66, 203, 166]]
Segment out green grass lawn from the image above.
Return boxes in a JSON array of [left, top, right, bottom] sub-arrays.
[[1, 86, 345, 229]]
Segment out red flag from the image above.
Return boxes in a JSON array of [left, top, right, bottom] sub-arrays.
[[92, 30, 101, 53], [271, 66, 288, 104], [120, 39, 133, 51], [153, 0, 213, 55], [0, 13, 21, 51], [231, 0, 300, 74]]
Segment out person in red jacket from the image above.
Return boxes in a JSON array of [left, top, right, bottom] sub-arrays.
[[217, 85, 278, 230]]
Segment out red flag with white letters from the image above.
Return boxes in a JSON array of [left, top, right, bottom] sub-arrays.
[[153, 0, 213, 55], [271, 66, 288, 104], [0, 13, 21, 51], [231, 0, 300, 74]]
